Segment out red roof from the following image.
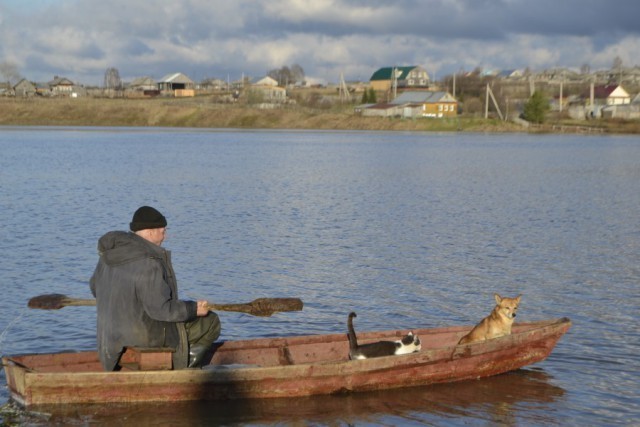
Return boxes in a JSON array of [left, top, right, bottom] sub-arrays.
[[587, 85, 618, 99]]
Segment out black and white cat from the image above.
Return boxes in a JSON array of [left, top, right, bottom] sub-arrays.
[[347, 312, 421, 360]]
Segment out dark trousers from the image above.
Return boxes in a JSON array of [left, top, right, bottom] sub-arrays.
[[184, 312, 221, 366]]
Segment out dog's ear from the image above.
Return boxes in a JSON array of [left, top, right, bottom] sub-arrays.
[[515, 295, 522, 304], [494, 294, 502, 304]]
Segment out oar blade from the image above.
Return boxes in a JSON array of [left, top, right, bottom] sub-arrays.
[[250, 298, 304, 317], [27, 293, 69, 310]]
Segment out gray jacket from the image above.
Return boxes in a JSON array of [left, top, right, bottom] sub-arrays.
[[90, 231, 197, 370]]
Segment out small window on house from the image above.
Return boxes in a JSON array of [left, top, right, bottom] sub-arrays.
[[438, 105, 443, 111]]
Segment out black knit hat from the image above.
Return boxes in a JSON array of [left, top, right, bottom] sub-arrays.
[[130, 206, 167, 231]]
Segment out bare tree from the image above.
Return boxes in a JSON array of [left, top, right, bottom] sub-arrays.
[[103, 67, 123, 97], [268, 64, 305, 86], [612, 56, 624, 84], [612, 56, 623, 71], [580, 63, 591, 75], [267, 66, 290, 86], [290, 64, 305, 85]]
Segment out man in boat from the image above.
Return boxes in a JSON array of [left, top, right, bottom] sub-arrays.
[[90, 206, 221, 370]]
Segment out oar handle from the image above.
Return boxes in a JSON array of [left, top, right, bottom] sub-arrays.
[[65, 298, 97, 307]]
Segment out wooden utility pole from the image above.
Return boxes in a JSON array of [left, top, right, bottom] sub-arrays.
[[485, 84, 504, 121], [452, 73, 456, 98], [529, 76, 535, 97], [338, 72, 351, 103], [589, 81, 595, 118], [392, 67, 397, 100], [485, 84, 489, 118]]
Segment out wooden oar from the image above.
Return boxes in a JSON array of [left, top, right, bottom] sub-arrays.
[[27, 293, 303, 317]]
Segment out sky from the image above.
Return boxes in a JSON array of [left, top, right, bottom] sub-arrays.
[[1, 0, 639, 86]]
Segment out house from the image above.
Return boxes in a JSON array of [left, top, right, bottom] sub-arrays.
[[48, 76, 74, 96], [157, 73, 195, 96], [252, 76, 279, 87], [126, 77, 158, 97], [247, 85, 287, 102], [369, 66, 430, 92], [590, 84, 631, 105], [360, 102, 403, 117], [391, 91, 458, 118], [498, 69, 524, 79], [200, 78, 227, 91], [599, 86, 639, 119], [246, 76, 287, 102], [576, 84, 631, 118], [359, 90, 457, 118], [13, 79, 37, 97], [129, 77, 157, 92]]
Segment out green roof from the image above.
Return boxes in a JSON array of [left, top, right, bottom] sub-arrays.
[[370, 66, 418, 81]]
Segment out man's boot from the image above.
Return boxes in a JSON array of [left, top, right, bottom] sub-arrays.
[[188, 344, 210, 368], [185, 312, 221, 368]]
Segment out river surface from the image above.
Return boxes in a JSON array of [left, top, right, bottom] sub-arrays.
[[0, 127, 638, 426]]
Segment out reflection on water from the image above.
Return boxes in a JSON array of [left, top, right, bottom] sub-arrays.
[[3, 369, 564, 426], [1, 128, 639, 426]]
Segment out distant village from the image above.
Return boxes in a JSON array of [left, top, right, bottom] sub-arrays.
[[3, 64, 640, 122]]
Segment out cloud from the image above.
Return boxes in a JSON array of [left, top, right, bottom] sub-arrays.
[[122, 40, 155, 57], [1, 0, 639, 85]]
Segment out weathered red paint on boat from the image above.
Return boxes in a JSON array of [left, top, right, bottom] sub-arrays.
[[2, 318, 571, 407]]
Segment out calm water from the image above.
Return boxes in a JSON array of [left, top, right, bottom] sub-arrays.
[[0, 127, 638, 426]]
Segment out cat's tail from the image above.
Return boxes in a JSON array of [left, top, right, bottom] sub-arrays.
[[347, 312, 358, 355]]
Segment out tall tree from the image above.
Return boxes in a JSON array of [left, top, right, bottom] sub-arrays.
[[368, 87, 377, 103], [361, 89, 369, 104], [523, 91, 550, 124]]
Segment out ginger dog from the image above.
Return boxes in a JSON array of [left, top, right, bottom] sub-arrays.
[[457, 294, 521, 345]]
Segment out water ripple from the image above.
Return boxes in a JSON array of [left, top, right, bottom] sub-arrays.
[[1, 128, 639, 426]]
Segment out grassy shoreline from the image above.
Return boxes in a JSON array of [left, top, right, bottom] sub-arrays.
[[1, 97, 637, 134]]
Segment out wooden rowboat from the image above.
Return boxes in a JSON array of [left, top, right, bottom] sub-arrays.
[[2, 318, 571, 407]]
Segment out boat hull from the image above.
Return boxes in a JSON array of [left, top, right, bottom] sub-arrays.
[[2, 318, 571, 407]]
